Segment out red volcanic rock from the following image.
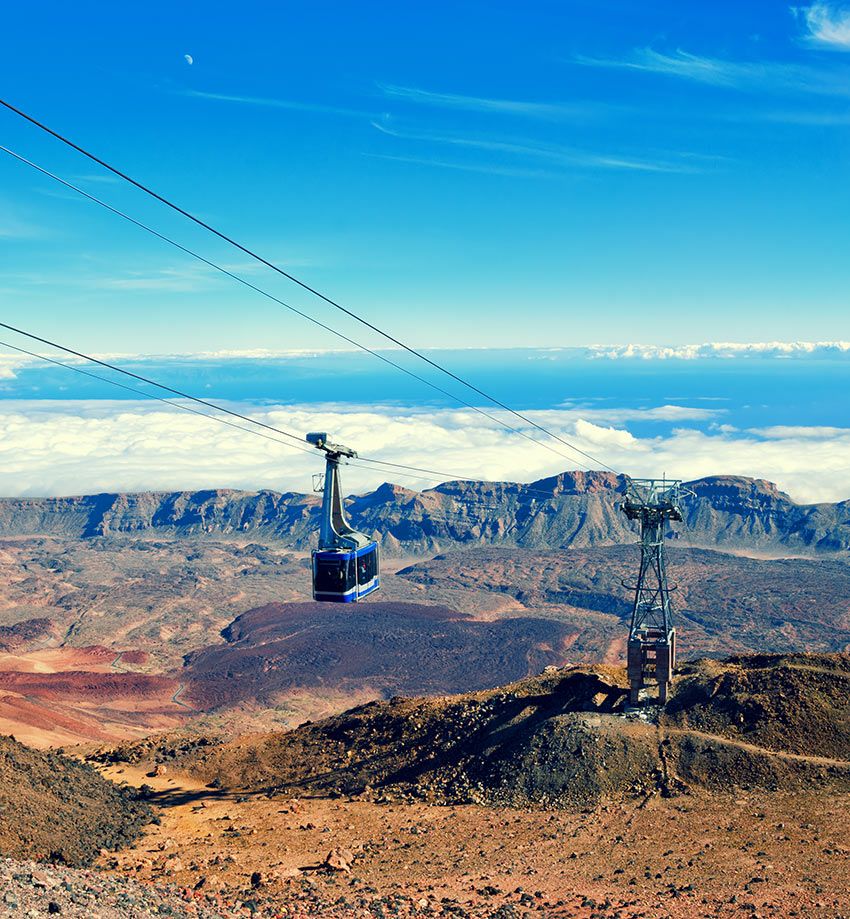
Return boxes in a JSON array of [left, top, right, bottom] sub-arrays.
[[119, 650, 150, 665], [528, 470, 624, 496], [0, 671, 178, 702]]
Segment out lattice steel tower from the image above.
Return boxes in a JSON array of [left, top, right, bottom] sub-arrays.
[[621, 478, 684, 705]]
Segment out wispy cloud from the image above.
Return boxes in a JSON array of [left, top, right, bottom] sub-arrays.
[[576, 48, 850, 96], [0, 201, 45, 240], [751, 424, 850, 437], [746, 107, 850, 125], [364, 152, 555, 179], [377, 82, 591, 120], [0, 219, 44, 239], [371, 120, 704, 175], [93, 264, 214, 293], [798, 2, 850, 49], [74, 173, 122, 185], [183, 88, 370, 119]]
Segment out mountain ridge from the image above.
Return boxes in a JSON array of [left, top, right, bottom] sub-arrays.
[[0, 472, 847, 555]]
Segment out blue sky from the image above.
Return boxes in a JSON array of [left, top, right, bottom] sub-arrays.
[[2, 0, 850, 353]]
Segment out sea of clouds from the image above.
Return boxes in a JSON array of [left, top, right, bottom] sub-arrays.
[[0, 399, 847, 504]]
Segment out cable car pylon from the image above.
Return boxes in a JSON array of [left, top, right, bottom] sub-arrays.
[[307, 433, 380, 603], [620, 478, 688, 705]]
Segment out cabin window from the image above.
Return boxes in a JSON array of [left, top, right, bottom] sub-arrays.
[[357, 546, 378, 585], [314, 555, 355, 593]]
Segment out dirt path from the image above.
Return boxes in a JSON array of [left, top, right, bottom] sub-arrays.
[[170, 683, 195, 711], [665, 726, 850, 768]]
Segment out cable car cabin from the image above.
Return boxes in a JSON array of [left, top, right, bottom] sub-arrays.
[[312, 543, 380, 603], [306, 432, 381, 603]]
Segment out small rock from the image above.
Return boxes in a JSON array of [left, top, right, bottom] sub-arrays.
[[324, 848, 355, 873]]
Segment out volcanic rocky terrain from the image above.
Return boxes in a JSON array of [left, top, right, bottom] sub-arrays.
[[0, 471, 849, 554], [103, 652, 850, 807], [0, 472, 849, 746]]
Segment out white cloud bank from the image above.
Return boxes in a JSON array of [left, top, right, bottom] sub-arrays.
[[584, 341, 850, 360], [0, 400, 847, 504], [576, 47, 850, 95], [2, 341, 850, 384]]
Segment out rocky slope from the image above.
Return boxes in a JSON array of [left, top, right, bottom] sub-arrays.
[[0, 616, 56, 651], [0, 860, 230, 918], [0, 472, 849, 555], [0, 735, 152, 865], [98, 653, 850, 809]]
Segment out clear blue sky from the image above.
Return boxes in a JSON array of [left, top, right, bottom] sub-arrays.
[[1, 0, 850, 352]]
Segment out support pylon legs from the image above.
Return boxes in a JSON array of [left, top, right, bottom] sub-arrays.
[[621, 478, 684, 707]]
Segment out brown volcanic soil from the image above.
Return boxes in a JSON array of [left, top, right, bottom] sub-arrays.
[[94, 771, 850, 919], [663, 653, 850, 760], [0, 670, 177, 701], [0, 734, 152, 866], [0, 536, 310, 670], [0, 535, 310, 745], [0, 667, 188, 749], [182, 600, 576, 710], [0, 616, 56, 651]]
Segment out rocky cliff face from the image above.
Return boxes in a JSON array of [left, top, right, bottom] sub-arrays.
[[0, 472, 848, 556]]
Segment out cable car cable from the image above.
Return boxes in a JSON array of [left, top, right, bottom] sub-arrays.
[[0, 142, 591, 471], [0, 320, 314, 447], [0, 338, 321, 457], [0, 337, 626, 499], [0, 100, 618, 474]]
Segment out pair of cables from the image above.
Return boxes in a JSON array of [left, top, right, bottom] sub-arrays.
[[0, 97, 622, 485]]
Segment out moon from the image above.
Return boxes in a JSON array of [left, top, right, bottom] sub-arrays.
[[184, 54, 194, 65]]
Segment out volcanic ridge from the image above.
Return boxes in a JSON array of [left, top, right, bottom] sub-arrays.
[[99, 652, 850, 809]]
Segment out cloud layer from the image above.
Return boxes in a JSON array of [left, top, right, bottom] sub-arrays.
[[0, 400, 847, 504], [3, 341, 849, 385]]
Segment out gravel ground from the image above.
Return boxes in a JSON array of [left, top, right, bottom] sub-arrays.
[[0, 859, 226, 918]]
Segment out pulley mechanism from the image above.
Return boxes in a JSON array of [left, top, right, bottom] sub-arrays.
[[306, 433, 380, 603]]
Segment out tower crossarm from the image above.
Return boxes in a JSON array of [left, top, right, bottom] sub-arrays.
[[306, 431, 358, 461]]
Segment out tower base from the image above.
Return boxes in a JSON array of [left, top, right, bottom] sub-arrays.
[[627, 628, 676, 705]]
